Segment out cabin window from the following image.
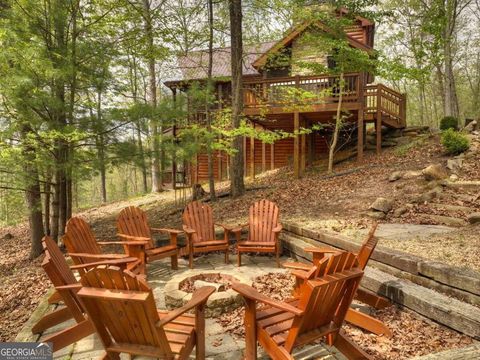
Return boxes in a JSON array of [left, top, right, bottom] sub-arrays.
[[327, 56, 337, 70]]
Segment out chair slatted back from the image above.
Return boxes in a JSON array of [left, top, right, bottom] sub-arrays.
[[42, 236, 84, 322], [117, 206, 154, 249], [78, 267, 172, 358], [64, 217, 101, 255], [247, 199, 279, 243], [285, 268, 364, 352], [357, 223, 379, 270], [183, 201, 215, 243]]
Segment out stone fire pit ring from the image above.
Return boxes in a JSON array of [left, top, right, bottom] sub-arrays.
[[164, 269, 252, 317]]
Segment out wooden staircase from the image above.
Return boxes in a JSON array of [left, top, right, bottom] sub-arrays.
[[364, 84, 406, 129]]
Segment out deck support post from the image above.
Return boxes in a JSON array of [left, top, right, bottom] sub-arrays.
[[300, 118, 306, 175], [294, 111, 300, 178], [308, 131, 315, 166], [243, 136, 247, 177], [270, 143, 275, 170], [376, 111, 382, 155], [357, 109, 364, 160], [250, 134, 255, 179], [262, 141, 266, 173]]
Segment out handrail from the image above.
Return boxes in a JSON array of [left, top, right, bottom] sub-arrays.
[[364, 84, 406, 127]]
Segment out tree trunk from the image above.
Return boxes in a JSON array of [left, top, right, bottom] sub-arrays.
[[137, 124, 148, 193], [96, 90, 107, 203], [206, 0, 216, 200], [328, 73, 344, 174], [21, 125, 44, 259], [229, 0, 245, 198], [142, 0, 162, 192], [43, 169, 51, 236], [50, 169, 60, 242]]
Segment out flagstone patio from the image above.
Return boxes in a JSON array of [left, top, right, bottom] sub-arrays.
[[17, 254, 348, 360]]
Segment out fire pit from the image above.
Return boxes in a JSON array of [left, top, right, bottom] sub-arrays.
[[164, 270, 252, 317]]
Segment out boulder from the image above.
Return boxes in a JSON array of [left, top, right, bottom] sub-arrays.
[[463, 120, 478, 133], [422, 164, 448, 181], [393, 207, 408, 217], [450, 174, 459, 182], [389, 171, 403, 182], [467, 213, 480, 225], [403, 170, 422, 179], [369, 197, 394, 213], [447, 158, 463, 172], [365, 211, 386, 220]]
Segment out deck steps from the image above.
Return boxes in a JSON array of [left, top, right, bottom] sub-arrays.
[[281, 232, 480, 339]]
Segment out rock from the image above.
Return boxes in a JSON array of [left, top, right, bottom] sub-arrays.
[[403, 125, 430, 133], [369, 197, 394, 213], [194, 280, 225, 292], [2, 233, 13, 240], [389, 171, 403, 182], [365, 211, 386, 220], [393, 207, 408, 217], [467, 213, 480, 224], [412, 187, 442, 203], [382, 140, 397, 147], [396, 136, 413, 146], [403, 170, 422, 179], [463, 120, 478, 133], [427, 214, 467, 227], [447, 158, 463, 172], [450, 174, 459, 182], [405, 131, 419, 137], [422, 164, 448, 181]]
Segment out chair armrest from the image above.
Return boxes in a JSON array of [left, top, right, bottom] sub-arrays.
[[69, 253, 130, 260], [232, 283, 303, 316], [282, 261, 312, 271], [55, 283, 82, 291], [182, 225, 196, 235], [151, 227, 183, 235], [304, 246, 341, 254], [98, 240, 149, 246], [69, 257, 139, 270], [157, 286, 216, 327], [117, 233, 150, 243], [273, 224, 283, 233]]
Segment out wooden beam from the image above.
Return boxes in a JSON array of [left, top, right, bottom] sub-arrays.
[[218, 151, 222, 181], [300, 118, 306, 175], [376, 110, 382, 155], [262, 141, 266, 173], [243, 136, 247, 177], [250, 134, 255, 179], [308, 132, 315, 166], [357, 110, 364, 160], [271, 143, 275, 170], [294, 112, 300, 178]]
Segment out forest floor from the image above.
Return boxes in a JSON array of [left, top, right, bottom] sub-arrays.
[[1, 131, 480, 351]]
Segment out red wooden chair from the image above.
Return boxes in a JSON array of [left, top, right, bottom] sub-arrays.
[[182, 201, 231, 268], [284, 223, 392, 337], [231, 199, 282, 267], [117, 206, 182, 270], [64, 217, 145, 275], [32, 236, 137, 352], [77, 266, 215, 360], [233, 262, 371, 359]]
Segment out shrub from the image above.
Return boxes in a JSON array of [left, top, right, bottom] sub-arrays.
[[441, 128, 470, 155], [440, 116, 458, 130]]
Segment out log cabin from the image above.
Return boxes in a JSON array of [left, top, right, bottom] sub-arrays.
[[164, 9, 406, 185]]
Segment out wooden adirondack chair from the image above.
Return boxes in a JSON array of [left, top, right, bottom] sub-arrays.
[[116, 206, 182, 270], [64, 217, 145, 275], [77, 266, 215, 360], [182, 201, 231, 269], [283, 223, 392, 337], [32, 236, 138, 352], [231, 199, 282, 267], [232, 265, 371, 360]]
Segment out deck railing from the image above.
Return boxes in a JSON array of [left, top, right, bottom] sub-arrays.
[[243, 74, 406, 127], [364, 84, 406, 127], [243, 73, 360, 108]]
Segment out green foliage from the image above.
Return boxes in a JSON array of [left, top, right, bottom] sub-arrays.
[[440, 116, 458, 131], [441, 129, 470, 155]]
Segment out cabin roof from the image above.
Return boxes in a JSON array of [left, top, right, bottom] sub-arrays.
[[165, 41, 277, 86]]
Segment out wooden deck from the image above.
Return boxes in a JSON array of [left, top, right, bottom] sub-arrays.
[[243, 73, 406, 129]]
